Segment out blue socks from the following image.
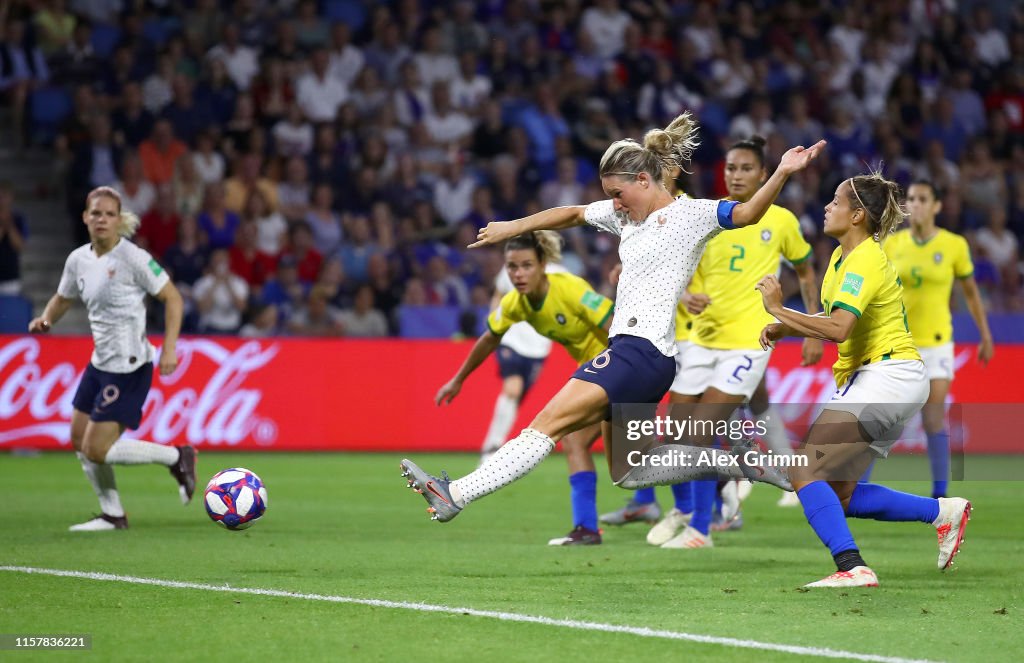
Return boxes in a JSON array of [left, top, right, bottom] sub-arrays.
[[671, 482, 693, 514], [846, 482, 940, 523], [797, 481, 858, 557], [690, 480, 717, 535], [569, 471, 598, 532], [633, 487, 656, 504], [927, 430, 950, 498]]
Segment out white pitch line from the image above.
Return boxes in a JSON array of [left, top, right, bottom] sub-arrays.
[[1, 565, 937, 663]]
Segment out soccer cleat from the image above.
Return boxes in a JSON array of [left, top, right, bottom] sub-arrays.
[[933, 497, 971, 570], [547, 525, 602, 546], [599, 498, 662, 526], [711, 510, 744, 532], [400, 459, 462, 522], [660, 525, 713, 549], [169, 445, 197, 505], [646, 508, 694, 545], [730, 438, 793, 491], [777, 490, 802, 507], [69, 513, 128, 532], [804, 566, 879, 588]]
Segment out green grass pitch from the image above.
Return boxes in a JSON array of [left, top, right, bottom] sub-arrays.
[[1, 452, 1022, 662]]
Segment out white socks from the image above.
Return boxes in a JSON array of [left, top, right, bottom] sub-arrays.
[[451, 428, 555, 506], [481, 394, 519, 453], [104, 439, 179, 466], [77, 452, 125, 517], [759, 405, 793, 456]]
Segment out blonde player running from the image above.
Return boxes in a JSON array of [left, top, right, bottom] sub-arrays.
[[28, 186, 195, 531], [649, 136, 823, 549], [883, 180, 994, 498], [757, 172, 971, 587], [401, 113, 823, 527], [435, 231, 613, 545]]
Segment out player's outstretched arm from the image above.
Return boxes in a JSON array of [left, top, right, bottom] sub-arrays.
[[436, 330, 503, 406], [28, 294, 74, 333], [469, 206, 587, 249], [732, 140, 826, 228], [756, 274, 856, 343]]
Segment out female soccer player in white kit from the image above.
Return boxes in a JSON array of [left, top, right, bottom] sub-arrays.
[[28, 186, 196, 531], [399, 112, 825, 524]]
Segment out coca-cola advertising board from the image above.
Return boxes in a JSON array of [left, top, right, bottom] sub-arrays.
[[0, 335, 1020, 452]]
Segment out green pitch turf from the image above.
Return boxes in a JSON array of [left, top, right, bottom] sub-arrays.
[[1, 452, 1022, 662]]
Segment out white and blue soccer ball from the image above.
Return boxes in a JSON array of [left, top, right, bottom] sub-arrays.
[[204, 468, 268, 530]]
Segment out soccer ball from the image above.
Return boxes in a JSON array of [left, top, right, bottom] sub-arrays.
[[204, 468, 268, 530]]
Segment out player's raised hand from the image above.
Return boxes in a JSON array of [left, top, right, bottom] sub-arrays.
[[28, 317, 51, 333], [435, 378, 462, 406], [469, 221, 519, 249], [778, 140, 827, 175], [755, 275, 784, 313]]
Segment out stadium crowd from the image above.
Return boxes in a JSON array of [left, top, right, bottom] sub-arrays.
[[2, 0, 1023, 336]]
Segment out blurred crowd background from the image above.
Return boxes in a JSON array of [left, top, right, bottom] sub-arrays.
[[1, 0, 1022, 338]]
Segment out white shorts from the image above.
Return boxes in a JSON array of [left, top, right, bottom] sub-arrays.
[[670, 344, 771, 399], [918, 343, 954, 381], [822, 360, 929, 456]]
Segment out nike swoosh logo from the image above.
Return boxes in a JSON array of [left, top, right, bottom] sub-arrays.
[[584, 368, 597, 374], [426, 482, 451, 505]]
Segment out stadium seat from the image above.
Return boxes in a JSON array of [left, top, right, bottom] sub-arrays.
[[0, 295, 32, 333], [28, 86, 73, 146], [90, 22, 122, 57]]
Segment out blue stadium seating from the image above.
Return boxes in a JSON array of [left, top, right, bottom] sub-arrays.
[[0, 295, 32, 333], [28, 86, 73, 145]]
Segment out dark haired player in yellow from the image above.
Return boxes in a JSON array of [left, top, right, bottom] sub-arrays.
[[757, 173, 970, 587], [435, 231, 613, 545], [882, 180, 994, 498]]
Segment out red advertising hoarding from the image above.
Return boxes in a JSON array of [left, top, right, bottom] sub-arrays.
[[0, 335, 1020, 452]]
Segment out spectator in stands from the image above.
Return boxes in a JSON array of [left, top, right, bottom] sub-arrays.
[[273, 102, 314, 160], [296, 47, 348, 125], [281, 220, 322, 285], [113, 150, 155, 219], [327, 21, 364, 90], [49, 19, 99, 86], [197, 181, 240, 250], [336, 214, 377, 283], [33, 0, 76, 60], [137, 185, 181, 261], [305, 182, 342, 257], [110, 82, 153, 149], [239, 302, 280, 337], [171, 152, 204, 219], [163, 214, 207, 332], [974, 206, 1020, 301], [229, 218, 277, 290], [194, 248, 248, 334], [224, 152, 278, 213], [288, 283, 344, 336], [244, 187, 287, 257], [66, 114, 121, 241], [433, 157, 476, 227], [206, 23, 259, 92], [338, 284, 389, 337], [423, 254, 469, 307], [960, 139, 1007, 229], [0, 182, 27, 295], [138, 119, 187, 187], [0, 18, 50, 149], [260, 254, 306, 322]]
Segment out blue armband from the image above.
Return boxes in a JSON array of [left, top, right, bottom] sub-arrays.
[[717, 200, 739, 229]]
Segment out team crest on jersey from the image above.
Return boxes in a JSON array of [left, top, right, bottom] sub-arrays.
[[761, 229, 772, 242], [934, 252, 943, 264], [107, 268, 116, 278], [656, 214, 667, 226], [556, 313, 566, 325]]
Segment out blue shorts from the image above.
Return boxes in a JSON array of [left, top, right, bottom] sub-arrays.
[[571, 335, 675, 406], [496, 346, 545, 399], [72, 363, 154, 429]]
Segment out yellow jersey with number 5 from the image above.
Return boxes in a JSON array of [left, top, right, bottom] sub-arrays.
[[689, 204, 812, 350], [487, 272, 613, 365], [821, 239, 920, 387], [883, 228, 973, 348]]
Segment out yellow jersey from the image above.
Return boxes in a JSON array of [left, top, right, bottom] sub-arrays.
[[690, 204, 812, 350], [674, 267, 702, 342], [487, 272, 613, 365], [883, 228, 974, 348], [821, 239, 920, 387]]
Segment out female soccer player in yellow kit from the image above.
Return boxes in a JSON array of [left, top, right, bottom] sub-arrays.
[[757, 173, 970, 587], [882, 180, 993, 498], [435, 231, 613, 545]]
